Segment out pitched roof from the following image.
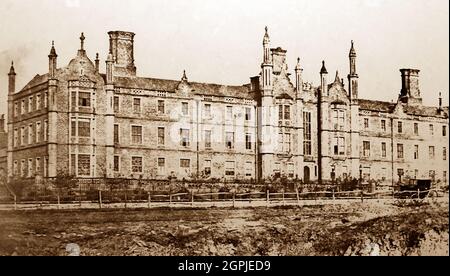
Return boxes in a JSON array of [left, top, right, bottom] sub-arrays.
[[20, 73, 49, 92], [113, 76, 252, 99], [358, 99, 395, 112], [404, 105, 448, 118]]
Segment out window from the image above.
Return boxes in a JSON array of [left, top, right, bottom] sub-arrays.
[[131, 126, 143, 144], [397, 144, 404, 159], [14, 129, 18, 147], [364, 118, 369, 129], [113, 96, 120, 113], [245, 107, 251, 121], [332, 110, 345, 130], [278, 105, 283, 121], [181, 102, 188, 116], [204, 130, 211, 148], [381, 142, 387, 158], [225, 132, 234, 149], [429, 170, 435, 181], [44, 157, 48, 177], [180, 159, 190, 168], [71, 120, 76, 137], [303, 112, 312, 156], [28, 124, 33, 144], [21, 100, 25, 115], [284, 105, 290, 120], [20, 160, 25, 177], [414, 169, 419, 179], [245, 133, 252, 150], [133, 98, 141, 113], [279, 105, 291, 121], [287, 163, 295, 178], [429, 124, 434, 135], [157, 100, 165, 114], [180, 129, 190, 147], [398, 121, 403, 133], [14, 102, 18, 116], [71, 154, 76, 175], [414, 145, 419, 160], [21, 126, 25, 145], [363, 141, 370, 157], [204, 104, 211, 118], [284, 133, 291, 152], [78, 120, 91, 137], [443, 147, 447, 161], [204, 160, 211, 176], [245, 161, 252, 177], [443, 125, 447, 137], [429, 146, 435, 159], [333, 137, 345, 155], [28, 158, 33, 177], [131, 157, 143, 173], [13, 161, 18, 176], [36, 122, 41, 143], [273, 162, 281, 178], [44, 120, 48, 141], [381, 119, 386, 132], [158, 127, 165, 145], [226, 106, 233, 120], [44, 92, 48, 108], [414, 123, 419, 135], [79, 92, 91, 107], [225, 161, 235, 176], [158, 158, 165, 175], [113, 156, 120, 172], [36, 94, 41, 110], [28, 96, 33, 112], [78, 154, 91, 176], [36, 158, 41, 175], [71, 91, 77, 108], [114, 124, 119, 144]]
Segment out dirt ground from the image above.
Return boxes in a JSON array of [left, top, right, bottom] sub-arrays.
[[0, 199, 448, 256]]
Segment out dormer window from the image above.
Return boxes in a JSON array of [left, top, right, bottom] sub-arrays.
[[79, 92, 91, 107]]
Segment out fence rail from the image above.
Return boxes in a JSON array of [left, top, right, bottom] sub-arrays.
[[0, 185, 446, 210]]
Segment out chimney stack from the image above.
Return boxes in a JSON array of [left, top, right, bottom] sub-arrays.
[[108, 31, 136, 76]]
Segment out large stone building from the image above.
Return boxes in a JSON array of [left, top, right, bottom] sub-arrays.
[[4, 28, 449, 185]]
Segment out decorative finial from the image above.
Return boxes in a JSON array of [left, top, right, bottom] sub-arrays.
[[49, 40, 57, 57], [80, 32, 85, 50], [320, 60, 328, 74], [9, 61, 16, 75], [52, 40, 54, 47], [96, 53, 99, 59], [265, 26, 268, 33], [295, 57, 302, 70], [349, 40, 356, 57], [335, 70, 340, 82], [182, 70, 188, 81]]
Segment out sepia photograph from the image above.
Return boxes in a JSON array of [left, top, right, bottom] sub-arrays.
[[0, 0, 448, 261]]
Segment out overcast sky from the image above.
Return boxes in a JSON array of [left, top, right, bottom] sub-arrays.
[[0, 0, 448, 117]]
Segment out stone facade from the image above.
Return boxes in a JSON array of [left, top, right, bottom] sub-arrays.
[[4, 28, 449, 185]]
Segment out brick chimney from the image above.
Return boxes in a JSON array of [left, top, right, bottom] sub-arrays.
[[399, 69, 422, 105], [108, 31, 136, 77]]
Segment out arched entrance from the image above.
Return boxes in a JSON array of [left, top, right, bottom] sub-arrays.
[[303, 166, 310, 183]]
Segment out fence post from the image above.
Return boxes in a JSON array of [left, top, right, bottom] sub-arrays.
[[282, 190, 285, 206], [332, 189, 335, 205], [57, 193, 60, 210], [169, 192, 172, 207], [14, 195, 17, 210], [148, 193, 151, 208], [266, 190, 270, 207], [232, 192, 235, 208], [417, 188, 420, 199], [191, 191, 194, 207], [296, 188, 300, 206], [361, 190, 364, 203], [99, 190, 102, 209]]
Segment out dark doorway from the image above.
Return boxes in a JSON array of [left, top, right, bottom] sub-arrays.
[[304, 166, 310, 183]]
